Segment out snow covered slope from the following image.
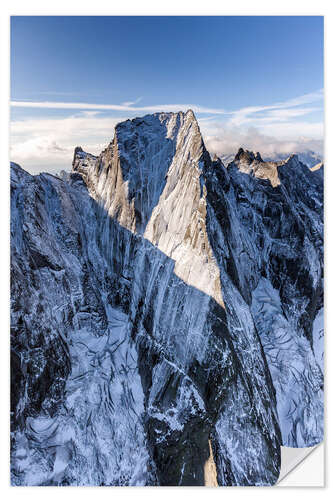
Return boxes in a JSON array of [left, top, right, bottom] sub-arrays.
[[10, 111, 323, 486]]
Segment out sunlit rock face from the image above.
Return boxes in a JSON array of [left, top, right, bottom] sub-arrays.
[[10, 111, 323, 486]]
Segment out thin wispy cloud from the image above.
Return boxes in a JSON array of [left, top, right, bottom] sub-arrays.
[[229, 107, 321, 127], [227, 90, 323, 126], [11, 99, 229, 115], [121, 97, 143, 106], [10, 89, 323, 119]]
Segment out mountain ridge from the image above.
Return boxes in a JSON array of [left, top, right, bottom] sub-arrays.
[[10, 110, 323, 486]]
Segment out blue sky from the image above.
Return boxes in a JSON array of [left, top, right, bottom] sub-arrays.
[[10, 16, 324, 172]]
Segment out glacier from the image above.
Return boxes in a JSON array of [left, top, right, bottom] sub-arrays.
[[10, 110, 323, 486]]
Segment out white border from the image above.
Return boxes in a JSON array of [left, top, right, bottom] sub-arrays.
[[1, 2, 331, 497]]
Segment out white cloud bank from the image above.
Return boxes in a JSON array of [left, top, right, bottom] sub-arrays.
[[10, 112, 125, 173], [200, 119, 324, 159], [10, 90, 324, 173]]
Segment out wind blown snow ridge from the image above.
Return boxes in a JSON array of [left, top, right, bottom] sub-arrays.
[[10, 110, 323, 486]]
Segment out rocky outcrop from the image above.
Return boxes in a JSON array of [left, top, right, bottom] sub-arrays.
[[10, 111, 323, 486], [204, 151, 324, 447], [232, 147, 282, 187]]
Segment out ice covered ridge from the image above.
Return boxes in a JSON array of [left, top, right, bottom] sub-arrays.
[[10, 110, 323, 486]]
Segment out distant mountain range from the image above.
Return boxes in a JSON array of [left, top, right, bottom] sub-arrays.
[[220, 150, 323, 169]]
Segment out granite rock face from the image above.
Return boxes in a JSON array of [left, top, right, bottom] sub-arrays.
[[10, 111, 323, 486]]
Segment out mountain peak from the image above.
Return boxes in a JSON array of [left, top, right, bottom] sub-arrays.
[[71, 110, 207, 235], [185, 108, 196, 120], [232, 148, 281, 187], [72, 147, 98, 170], [234, 148, 256, 164]]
